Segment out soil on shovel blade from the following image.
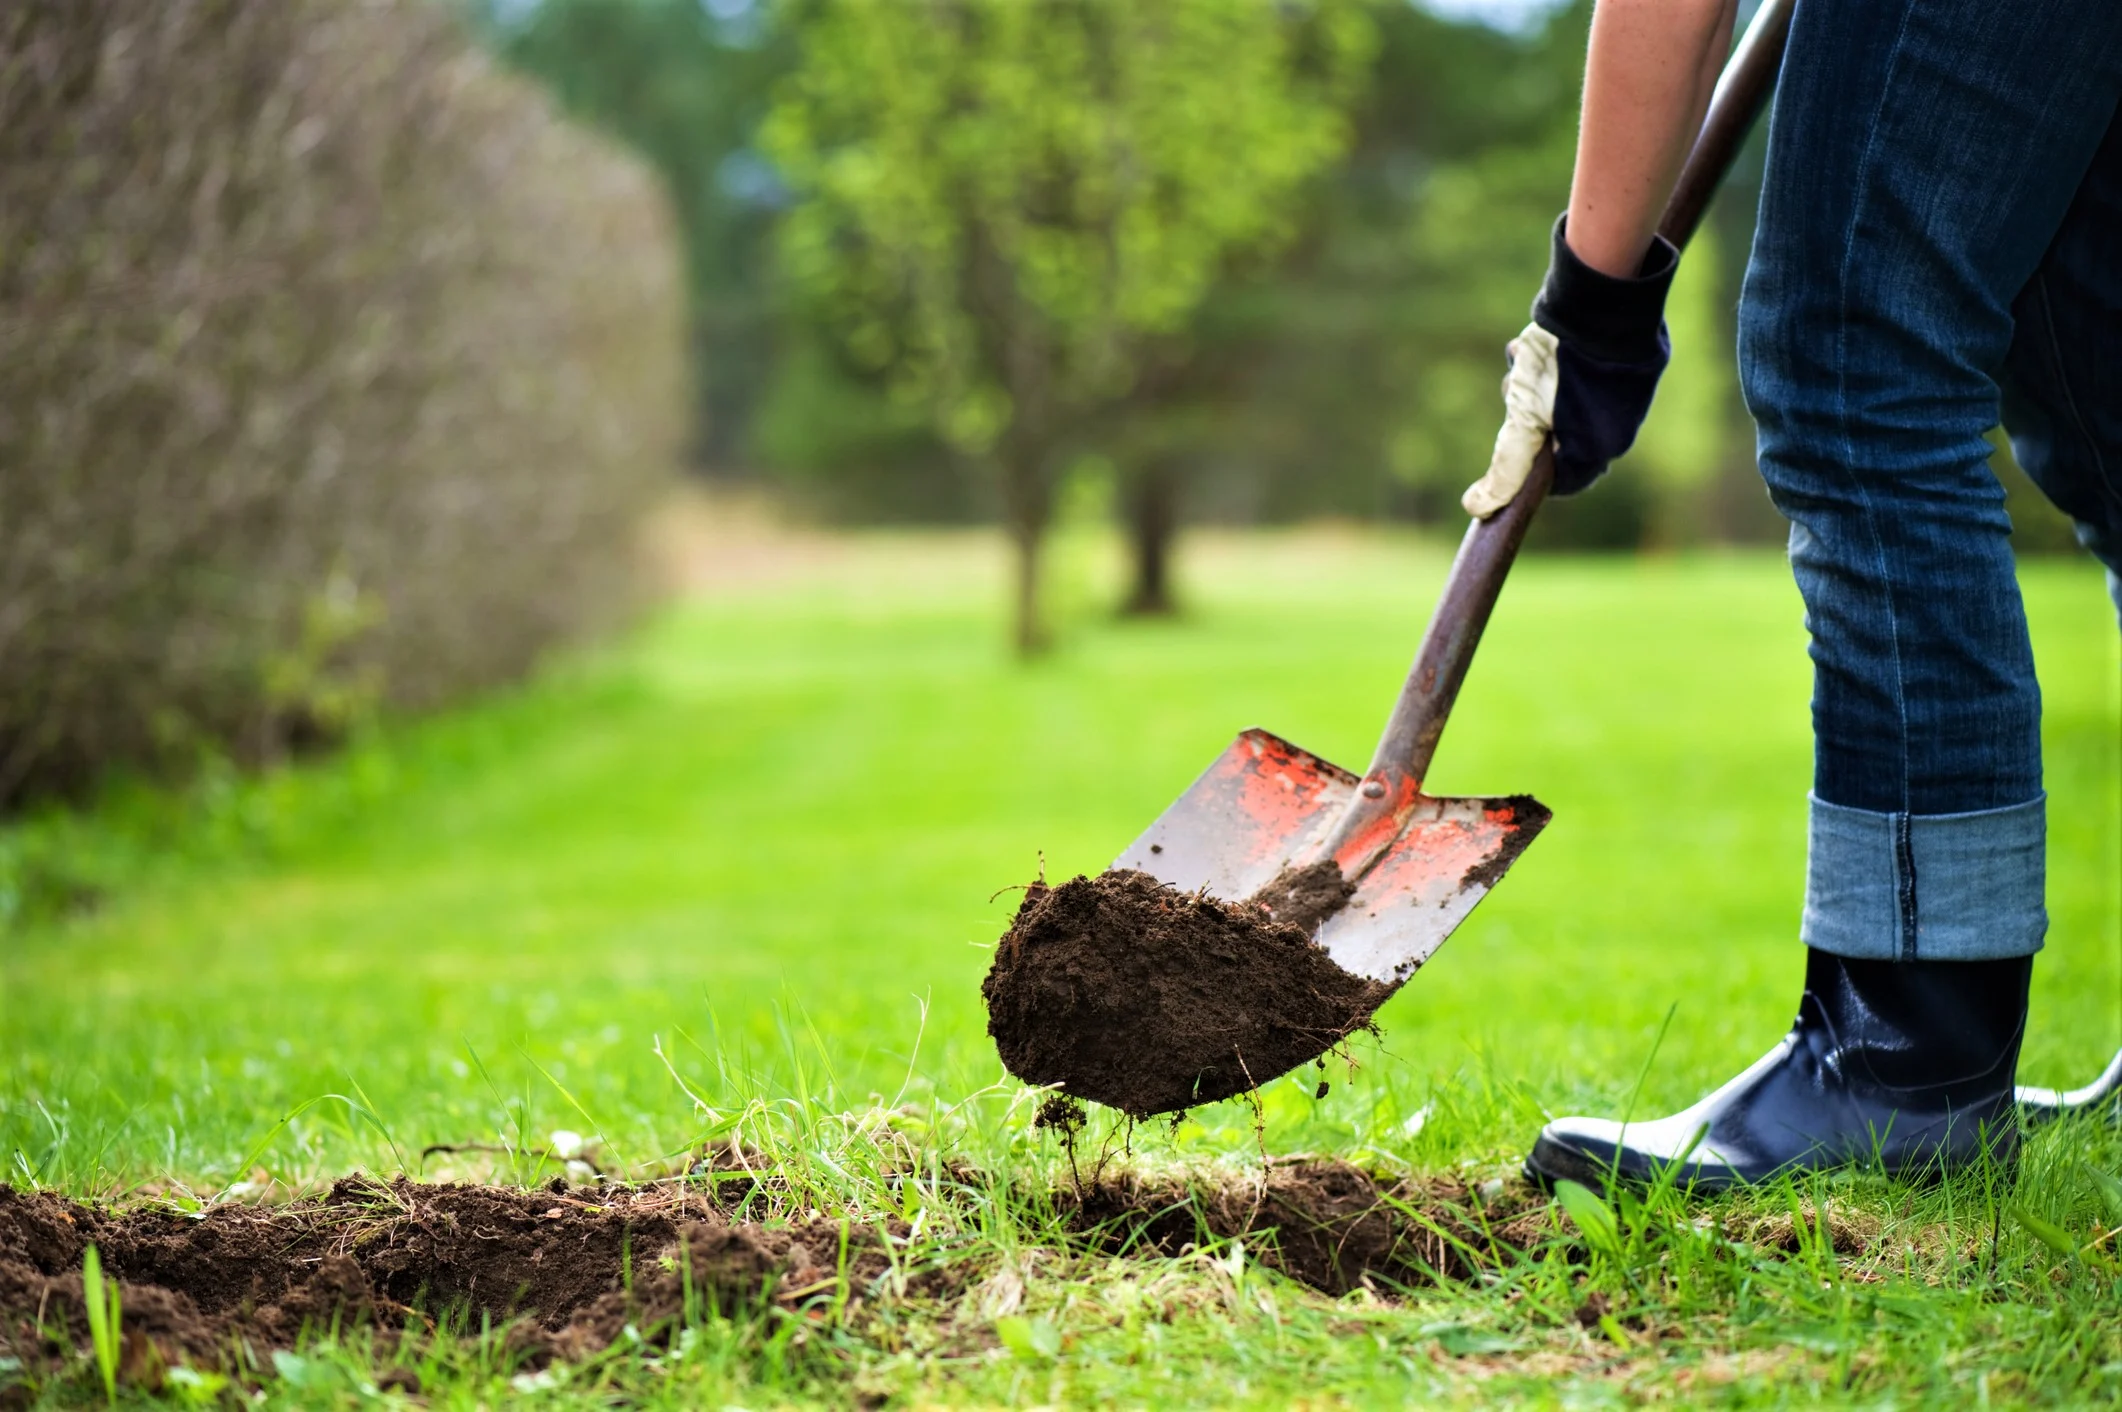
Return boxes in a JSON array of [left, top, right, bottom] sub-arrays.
[[983, 866, 1389, 1118]]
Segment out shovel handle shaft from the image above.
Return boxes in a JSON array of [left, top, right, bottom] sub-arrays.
[[1366, 447, 1555, 797], [1357, 0, 1792, 806], [1656, 0, 1796, 251]]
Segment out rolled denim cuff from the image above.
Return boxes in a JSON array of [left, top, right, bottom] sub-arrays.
[[1802, 793, 2046, 962]]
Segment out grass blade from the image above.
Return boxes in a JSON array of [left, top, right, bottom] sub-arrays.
[[2012, 1205, 2080, 1261], [81, 1243, 119, 1405], [2083, 1164, 2122, 1230], [1554, 1180, 1622, 1260]]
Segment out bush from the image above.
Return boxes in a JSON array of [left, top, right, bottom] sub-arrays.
[[0, 0, 685, 805]]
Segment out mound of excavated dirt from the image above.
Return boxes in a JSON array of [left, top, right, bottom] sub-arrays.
[[1061, 1157, 1547, 1296], [0, 1159, 1572, 1392], [0, 1177, 898, 1380], [983, 868, 1389, 1118]]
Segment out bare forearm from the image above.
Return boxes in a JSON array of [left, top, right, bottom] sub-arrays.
[[1566, 0, 1738, 276]]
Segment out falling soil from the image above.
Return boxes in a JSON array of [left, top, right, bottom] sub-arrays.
[[0, 1177, 899, 1380], [983, 868, 1389, 1118]]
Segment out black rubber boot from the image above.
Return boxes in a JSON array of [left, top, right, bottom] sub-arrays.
[[1524, 949, 2031, 1193]]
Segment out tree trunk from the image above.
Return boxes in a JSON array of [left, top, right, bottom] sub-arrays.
[[1121, 457, 1179, 617], [1009, 510, 1047, 655], [1001, 446, 1052, 655]]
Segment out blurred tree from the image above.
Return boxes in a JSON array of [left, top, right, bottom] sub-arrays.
[[479, 0, 1789, 562], [2, 0, 684, 804], [1100, 359, 1234, 615], [1102, 1, 1594, 572], [477, 0, 790, 465], [763, 0, 1373, 651], [1146, 0, 1771, 555]]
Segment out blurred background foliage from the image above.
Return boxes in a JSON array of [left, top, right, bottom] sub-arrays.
[[0, 0, 685, 807], [761, 0, 1375, 648], [483, 0, 2080, 566], [2, 0, 2084, 806], [481, 0, 1780, 568]]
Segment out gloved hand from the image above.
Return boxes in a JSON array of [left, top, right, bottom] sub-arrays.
[[1462, 215, 1679, 518]]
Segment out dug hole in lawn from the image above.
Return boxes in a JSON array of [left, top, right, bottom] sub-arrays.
[[0, 1162, 1553, 1384], [982, 865, 1389, 1118], [0, 1179, 903, 1379]]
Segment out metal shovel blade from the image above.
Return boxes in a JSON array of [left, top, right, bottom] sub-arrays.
[[1081, 0, 1792, 1078], [1112, 728, 1548, 986]]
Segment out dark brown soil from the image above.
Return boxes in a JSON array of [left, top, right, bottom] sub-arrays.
[[0, 1177, 898, 1381], [1456, 795, 1551, 890], [1247, 859, 1360, 936], [1060, 1158, 1548, 1296], [0, 1160, 1567, 1393], [983, 869, 1388, 1118]]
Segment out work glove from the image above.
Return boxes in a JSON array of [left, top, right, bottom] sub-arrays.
[[1462, 215, 1679, 518]]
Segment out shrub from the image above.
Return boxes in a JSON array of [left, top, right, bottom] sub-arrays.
[[0, 0, 685, 805]]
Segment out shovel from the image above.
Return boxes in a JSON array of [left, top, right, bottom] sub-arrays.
[[1113, 0, 1797, 994]]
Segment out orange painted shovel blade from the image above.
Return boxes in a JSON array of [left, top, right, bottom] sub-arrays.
[[1314, 791, 1548, 983], [1113, 729, 1549, 986]]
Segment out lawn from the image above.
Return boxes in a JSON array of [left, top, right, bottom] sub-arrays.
[[5, 524, 2121, 1406]]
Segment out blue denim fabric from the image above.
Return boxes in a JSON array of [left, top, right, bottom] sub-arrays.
[[1738, 0, 2122, 962]]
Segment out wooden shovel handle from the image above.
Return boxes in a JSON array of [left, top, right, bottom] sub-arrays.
[[1361, 0, 1794, 800]]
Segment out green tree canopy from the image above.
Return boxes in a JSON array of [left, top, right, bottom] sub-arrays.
[[763, 0, 1372, 650]]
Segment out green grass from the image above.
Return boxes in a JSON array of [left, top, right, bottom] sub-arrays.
[[5, 528, 2122, 1406]]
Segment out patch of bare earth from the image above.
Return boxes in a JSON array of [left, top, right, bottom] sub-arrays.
[[1058, 1157, 1551, 1296], [1, 1156, 1559, 1385], [0, 1177, 909, 1382]]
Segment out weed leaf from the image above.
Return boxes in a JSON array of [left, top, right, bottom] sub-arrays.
[[166, 1366, 229, 1406], [994, 1314, 1061, 1359], [1426, 1323, 1517, 1357], [2012, 1205, 2080, 1260], [2083, 1164, 2122, 1230], [1554, 1179, 1622, 1259]]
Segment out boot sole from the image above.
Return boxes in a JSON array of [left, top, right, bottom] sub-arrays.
[[1522, 1132, 1739, 1196], [1522, 1132, 2019, 1197]]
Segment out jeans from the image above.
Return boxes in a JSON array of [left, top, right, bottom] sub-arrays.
[[1738, 0, 2122, 962]]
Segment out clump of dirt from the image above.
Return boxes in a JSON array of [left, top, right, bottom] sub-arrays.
[[1059, 1158, 1548, 1295], [1033, 1094, 1088, 1138], [983, 870, 1389, 1118], [0, 1178, 899, 1382]]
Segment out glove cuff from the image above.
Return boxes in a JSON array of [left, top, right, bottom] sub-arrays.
[[1530, 214, 1678, 365]]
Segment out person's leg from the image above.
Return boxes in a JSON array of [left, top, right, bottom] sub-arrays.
[[1999, 104, 2122, 626], [1993, 108, 2122, 1130], [1528, 0, 2122, 1191], [1748, 7, 2122, 961]]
